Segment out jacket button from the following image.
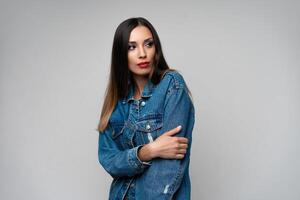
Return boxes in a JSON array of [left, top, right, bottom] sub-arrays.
[[146, 124, 151, 130], [140, 101, 146, 106]]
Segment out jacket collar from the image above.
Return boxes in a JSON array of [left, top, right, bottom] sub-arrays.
[[124, 79, 154, 103]]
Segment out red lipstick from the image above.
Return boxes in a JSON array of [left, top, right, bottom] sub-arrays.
[[137, 62, 150, 68]]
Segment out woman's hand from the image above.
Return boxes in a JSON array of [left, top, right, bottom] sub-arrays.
[[138, 126, 188, 162], [150, 125, 188, 159]]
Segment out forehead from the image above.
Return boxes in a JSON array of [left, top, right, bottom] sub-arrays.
[[129, 26, 153, 42]]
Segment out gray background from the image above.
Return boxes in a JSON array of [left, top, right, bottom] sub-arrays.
[[1, 0, 299, 199]]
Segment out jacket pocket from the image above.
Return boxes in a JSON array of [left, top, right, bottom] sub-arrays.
[[109, 121, 127, 150], [110, 121, 124, 139], [110, 121, 136, 149], [136, 113, 163, 142]]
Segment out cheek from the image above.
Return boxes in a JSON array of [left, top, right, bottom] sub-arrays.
[[149, 49, 156, 61], [128, 54, 135, 64], [127, 54, 137, 72]]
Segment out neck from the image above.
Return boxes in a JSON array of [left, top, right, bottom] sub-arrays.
[[133, 75, 148, 99]]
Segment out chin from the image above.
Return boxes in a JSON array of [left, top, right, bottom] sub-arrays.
[[132, 71, 150, 76], [132, 72, 151, 77], [130, 68, 152, 77]]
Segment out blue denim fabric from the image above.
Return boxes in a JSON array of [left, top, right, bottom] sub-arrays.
[[98, 71, 195, 200], [124, 179, 135, 200]]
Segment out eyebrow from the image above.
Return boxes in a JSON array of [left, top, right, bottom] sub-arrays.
[[128, 38, 153, 44]]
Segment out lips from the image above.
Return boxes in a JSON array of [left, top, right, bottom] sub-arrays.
[[137, 62, 150, 68]]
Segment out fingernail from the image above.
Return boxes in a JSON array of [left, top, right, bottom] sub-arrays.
[[178, 125, 182, 129]]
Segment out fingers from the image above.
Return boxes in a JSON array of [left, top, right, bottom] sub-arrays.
[[163, 125, 182, 136], [177, 143, 188, 150], [174, 143, 188, 160], [176, 137, 188, 144], [177, 148, 187, 154], [175, 154, 185, 159]]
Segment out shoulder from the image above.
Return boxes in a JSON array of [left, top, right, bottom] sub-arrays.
[[158, 69, 194, 109], [160, 69, 187, 90]]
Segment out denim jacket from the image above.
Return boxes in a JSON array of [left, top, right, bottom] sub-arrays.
[[98, 71, 195, 200]]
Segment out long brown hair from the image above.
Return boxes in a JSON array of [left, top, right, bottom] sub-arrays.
[[98, 17, 170, 132]]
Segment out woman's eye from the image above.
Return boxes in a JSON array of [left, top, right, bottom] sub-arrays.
[[128, 45, 135, 50], [145, 41, 154, 47]]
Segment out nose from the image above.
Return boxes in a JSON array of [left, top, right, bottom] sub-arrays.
[[138, 46, 146, 59]]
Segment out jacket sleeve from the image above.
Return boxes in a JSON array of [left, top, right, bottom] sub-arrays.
[[140, 75, 195, 199], [98, 125, 151, 178]]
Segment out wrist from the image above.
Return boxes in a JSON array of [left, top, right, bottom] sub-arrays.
[[138, 143, 156, 161], [147, 142, 157, 159]]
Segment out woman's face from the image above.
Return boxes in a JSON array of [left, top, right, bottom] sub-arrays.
[[127, 26, 156, 79]]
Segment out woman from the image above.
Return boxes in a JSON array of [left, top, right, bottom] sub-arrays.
[[97, 17, 195, 200]]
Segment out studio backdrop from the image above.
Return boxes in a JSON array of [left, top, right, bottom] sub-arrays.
[[1, 0, 299, 199]]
